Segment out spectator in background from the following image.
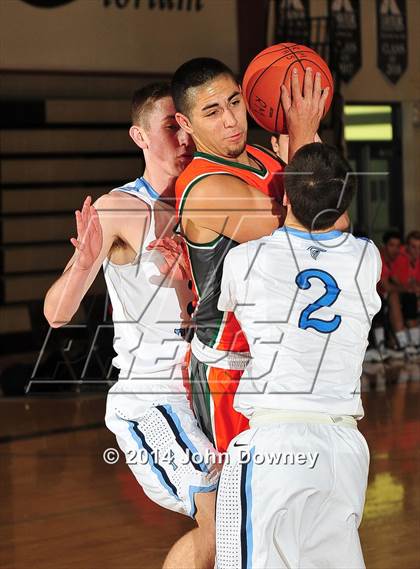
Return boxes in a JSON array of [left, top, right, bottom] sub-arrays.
[[365, 230, 401, 361], [364, 230, 404, 362], [389, 230, 420, 356], [366, 229, 420, 361], [380, 230, 402, 284]]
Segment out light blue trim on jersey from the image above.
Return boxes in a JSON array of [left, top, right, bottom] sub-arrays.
[[126, 419, 180, 502], [162, 404, 209, 474], [278, 226, 343, 241], [135, 177, 160, 200], [245, 447, 255, 569], [188, 482, 218, 518]]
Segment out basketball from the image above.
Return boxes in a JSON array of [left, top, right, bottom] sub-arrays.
[[242, 42, 334, 134]]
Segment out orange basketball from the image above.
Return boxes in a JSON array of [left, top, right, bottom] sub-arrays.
[[242, 42, 334, 134]]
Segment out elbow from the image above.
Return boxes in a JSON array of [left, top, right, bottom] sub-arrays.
[[48, 319, 67, 329], [43, 300, 69, 328], [44, 309, 68, 329]]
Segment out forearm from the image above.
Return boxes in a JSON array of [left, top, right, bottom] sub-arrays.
[[288, 132, 315, 162], [44, 265, 93, 327], [277, 132, 320, 164], [43, 194, 119, 327]]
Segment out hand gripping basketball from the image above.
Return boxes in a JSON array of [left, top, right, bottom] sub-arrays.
[[243, 42, 334, 134], [281, 66, 330, 143]]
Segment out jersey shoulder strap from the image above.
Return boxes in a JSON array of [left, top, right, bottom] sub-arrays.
[[247, 143, 287, 169], [110, 177, 156, 208]]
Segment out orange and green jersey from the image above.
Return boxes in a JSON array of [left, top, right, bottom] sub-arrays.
[[175, 144, 285, 354]]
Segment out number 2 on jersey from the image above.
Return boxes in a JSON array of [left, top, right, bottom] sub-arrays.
[[295, 269, 342, 334]]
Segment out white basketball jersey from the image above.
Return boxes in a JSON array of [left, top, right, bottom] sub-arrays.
[[218, 226, 382, 418], [103, 178, 192, 396]]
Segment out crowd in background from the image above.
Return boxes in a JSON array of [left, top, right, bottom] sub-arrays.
[[366, 230, 420, 361]]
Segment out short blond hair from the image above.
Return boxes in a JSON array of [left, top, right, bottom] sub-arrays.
[[131, 82, 172, 128]]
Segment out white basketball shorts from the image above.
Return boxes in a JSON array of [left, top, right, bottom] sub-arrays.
[[105, 390, 220, 517], [216, 421, 369, 568]]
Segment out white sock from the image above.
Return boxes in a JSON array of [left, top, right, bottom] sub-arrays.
[[374, 327, 385, 347], [408, 326, 420, 347], [396, 329, 409, 349]]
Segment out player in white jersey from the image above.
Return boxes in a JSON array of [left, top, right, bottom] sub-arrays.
[[215, 143, 381, 569], [44, 83, 219, 569]]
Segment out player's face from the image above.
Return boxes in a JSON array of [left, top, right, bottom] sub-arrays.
[[385, 237, 401, 260], [407, 238, 420, 261], [181, 74, 248, 159], [145, 97, 195, 176]]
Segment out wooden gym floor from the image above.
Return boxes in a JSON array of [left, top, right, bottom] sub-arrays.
[[0, 359, 419, 569]]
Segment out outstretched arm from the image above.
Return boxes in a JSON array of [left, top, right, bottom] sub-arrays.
[[44, 196, 115, 327], [45, 193, 150, 327]]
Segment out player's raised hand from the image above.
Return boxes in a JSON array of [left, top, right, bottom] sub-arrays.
[[70, 196, 103, 271], [281, 67, 329, 153]]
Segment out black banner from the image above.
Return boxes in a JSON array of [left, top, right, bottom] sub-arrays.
[[376, 0, 407, 84], [274, 0, 310, 45], [328, 0, 361, 83]]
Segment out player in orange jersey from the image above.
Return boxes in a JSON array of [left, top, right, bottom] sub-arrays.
[[170, 58, 329, 452]]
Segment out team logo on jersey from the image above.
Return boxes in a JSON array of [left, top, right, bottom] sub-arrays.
[[308, 246, 326, 260]]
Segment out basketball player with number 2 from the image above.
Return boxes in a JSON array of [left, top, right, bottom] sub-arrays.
[[216, 142, 379, 568]]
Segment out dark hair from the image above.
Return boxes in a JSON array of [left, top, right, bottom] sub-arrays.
[[171, 57, 237, 116], [406, 230, 420, 244], [383, 230, 401, 244], [284, 143, 357, 231], [131, 82, 172, 127]]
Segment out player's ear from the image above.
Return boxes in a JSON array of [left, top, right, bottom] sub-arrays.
[[334, 210, 350, 232], [176, 112, 193, 135], [283, 190, 290, 208], [129, 125, 148, 150], [271, 135, 279, 155]]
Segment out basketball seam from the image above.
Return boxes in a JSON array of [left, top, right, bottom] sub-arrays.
[[249, 55, 300, 133], [284, 43, 307, 75], [275, 59, 297, 133], [246, 51, 299, 103], [249, 43, 302, 62], [247, 51, 299, 126]]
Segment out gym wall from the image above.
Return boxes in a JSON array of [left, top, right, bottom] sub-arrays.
[[0, 0, 418, 343]]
